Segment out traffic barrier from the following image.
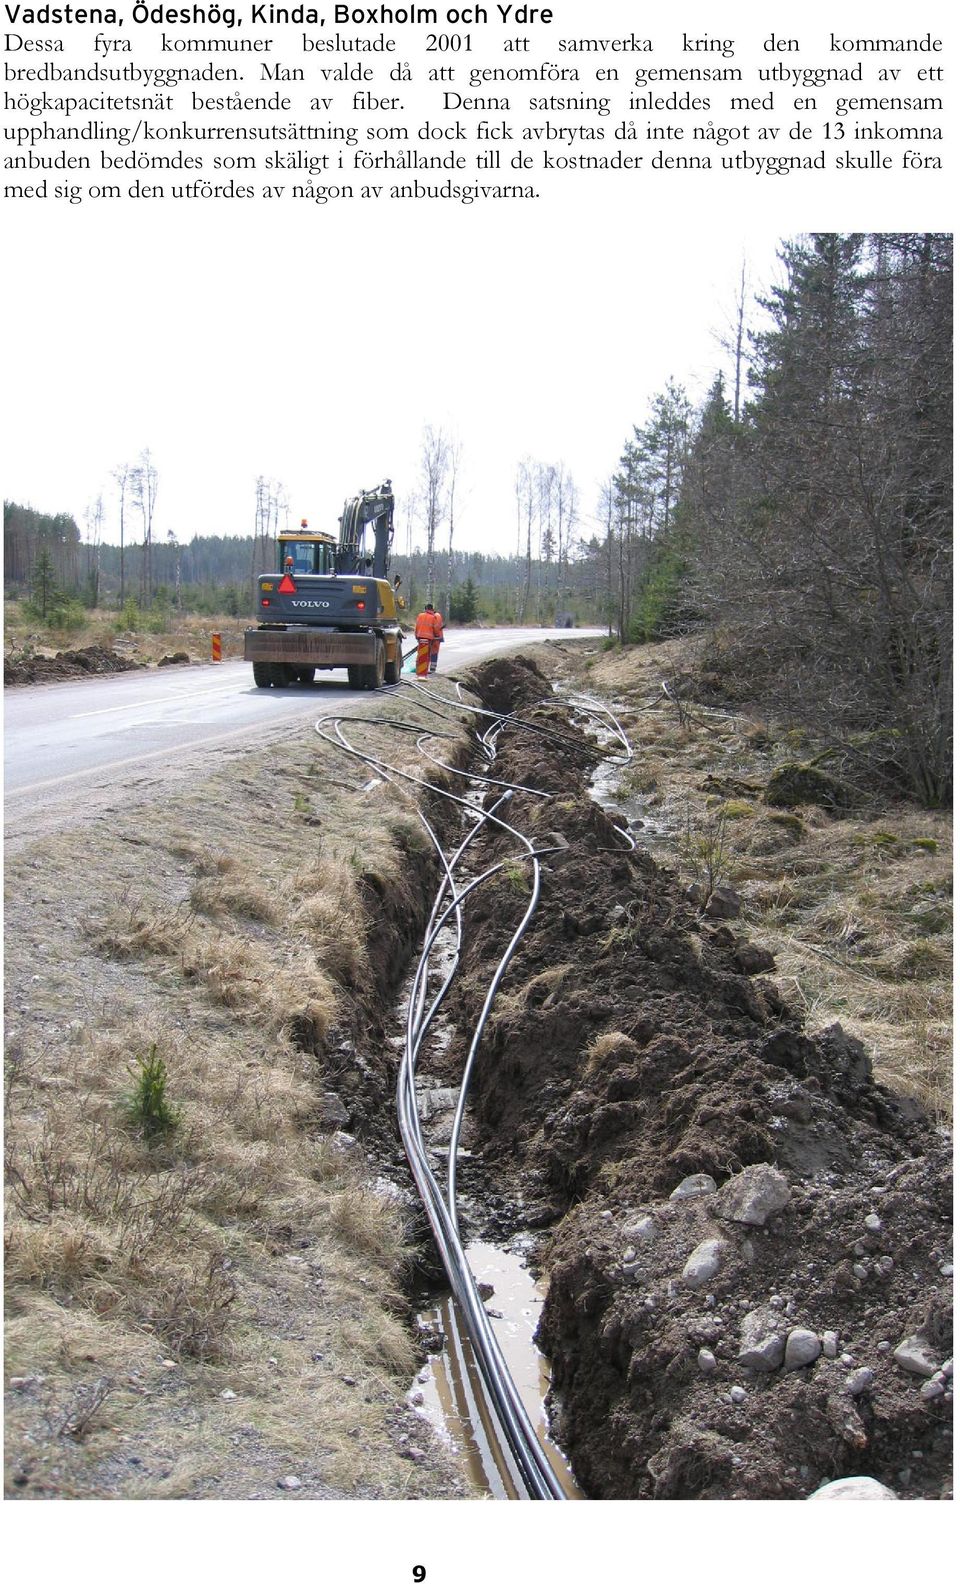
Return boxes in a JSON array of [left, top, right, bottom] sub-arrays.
[[211, 633, 222, 663], [416, 639, 431, 677]]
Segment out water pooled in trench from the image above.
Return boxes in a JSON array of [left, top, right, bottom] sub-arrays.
[[413, 1242, 582, 1501], [567, 687, 672, 853]]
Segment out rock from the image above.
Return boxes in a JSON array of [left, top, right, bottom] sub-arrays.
[[407, 1389, 425, 1407], [784, 1329, 821, 1370], [738, 1308, 787, 1372], [729, 1386, 747, 1405], [809, 1477, 898, 1502], [669, 1173, 717, 1202], [416, 1087, 460, 1123], [403, 1446, 426, 1463], [277, 1475, 302, 1490], [852, 1264, 868, 1281], [477, 1281, 495, 1301], [733, 942, 776, 976], [893, 1335, 940, 1378], [705, 886, 743, 920], [158, 651, 190, 667], [697, 1348, 717, 1374], [718, 1164, 791, 1227], [683, 1239, 725, 1290], [331, 1131, 358, 1152], [623, 1216, 657, 1242], [919, 1380, 945, 1402], [864, 1213, 883, 1233], [220, 1389, 237, 1400], [317, 1091, 350, 1128], [846, 1368, 875, 1396]]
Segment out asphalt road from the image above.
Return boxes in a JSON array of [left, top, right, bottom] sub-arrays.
[[4, 627, 602, 838]]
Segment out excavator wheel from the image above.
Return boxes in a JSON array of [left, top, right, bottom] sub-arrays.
[[361, 639, 387, 690], [252, 663, 273, 689], [295, 667, 315, 686], [347, 665, 363, 690], [270, 664, 291, 688], [384, 646, 401, 685]]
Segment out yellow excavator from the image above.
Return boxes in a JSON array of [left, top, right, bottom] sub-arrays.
[[244, 480, 404, 689]]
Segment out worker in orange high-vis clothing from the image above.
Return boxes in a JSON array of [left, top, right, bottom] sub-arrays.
[[414, 603, 444, 677], [428, 604, 444, 672]]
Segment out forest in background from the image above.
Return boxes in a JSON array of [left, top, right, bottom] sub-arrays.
[[5, 233, 951, 803]]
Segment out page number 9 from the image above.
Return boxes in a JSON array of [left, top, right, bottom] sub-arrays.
[[413, 1569, 426, 1583]]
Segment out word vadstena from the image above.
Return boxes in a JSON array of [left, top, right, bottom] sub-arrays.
[[5, 2, 552, 17]]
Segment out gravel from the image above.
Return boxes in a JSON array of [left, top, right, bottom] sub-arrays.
[[682, 1238, 725, 1290], [669, 1174, 718, 1203], [738, 1308, 788, 1372], [784, 1329, 821, 1370], [893, 1335, 941, 1378], [718, 1164, 791, 1228]]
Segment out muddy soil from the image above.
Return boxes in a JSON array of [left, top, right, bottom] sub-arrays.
[[4, 645, 144, 685], [428, 656, 952, 1501]]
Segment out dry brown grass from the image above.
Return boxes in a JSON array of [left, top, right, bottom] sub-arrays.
[[583, 1032, 644, 1078], [580, 638, 953, 1118], [5, 715, 470, 1499], [488, 964, 571, 1036], [3, 601, 251, 665]]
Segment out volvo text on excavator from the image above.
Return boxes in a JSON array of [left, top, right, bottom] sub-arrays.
[[244, 480, 404, 690]]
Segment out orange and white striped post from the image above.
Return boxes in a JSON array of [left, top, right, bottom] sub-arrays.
[[211, 632, 222, 662], [416, 640, 430, 677]]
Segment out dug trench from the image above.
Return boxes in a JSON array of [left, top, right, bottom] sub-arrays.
[[4, 652, 952, 1500], [406, 655, 953, 1501]]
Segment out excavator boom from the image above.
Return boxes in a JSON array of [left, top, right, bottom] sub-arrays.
[[337, 480, 395, 579]]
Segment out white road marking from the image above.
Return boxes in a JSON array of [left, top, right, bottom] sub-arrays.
[[67, 680, 243, 719]]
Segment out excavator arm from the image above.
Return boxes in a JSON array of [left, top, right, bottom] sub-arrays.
[[337, 481, 395, 579]]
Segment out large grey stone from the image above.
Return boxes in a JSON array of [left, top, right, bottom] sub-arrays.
[[317, 1091, 350, 1128], [784, 1328, 821, 1370], [683, 1238, 725, 1289], [808, 1477, 898, 1502], [718, 1164, 791, 1227], [623, 1216, 657, 1243], [705, 886, 743, 920], [845, 1367, 875, 1397], [669, 1173, 717, 1202], [738, 1307, 788, 1372], [893, 1335, 940, 1378]]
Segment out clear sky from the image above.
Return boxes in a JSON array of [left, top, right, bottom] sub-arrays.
[[3, 214, 785, 556]]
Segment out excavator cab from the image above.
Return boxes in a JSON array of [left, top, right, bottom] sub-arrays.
[[282, 540, 332, 575], [277, 526, 336, 577]]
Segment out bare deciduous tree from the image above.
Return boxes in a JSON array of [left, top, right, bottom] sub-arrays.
[[419, 425, 450, 605]]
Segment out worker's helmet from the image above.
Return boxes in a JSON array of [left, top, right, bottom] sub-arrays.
[[285, 555, 294, 567]]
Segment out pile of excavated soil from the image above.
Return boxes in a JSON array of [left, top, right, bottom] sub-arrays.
[[4, 646, 144, 685], [437, 657, 953, 1501]]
